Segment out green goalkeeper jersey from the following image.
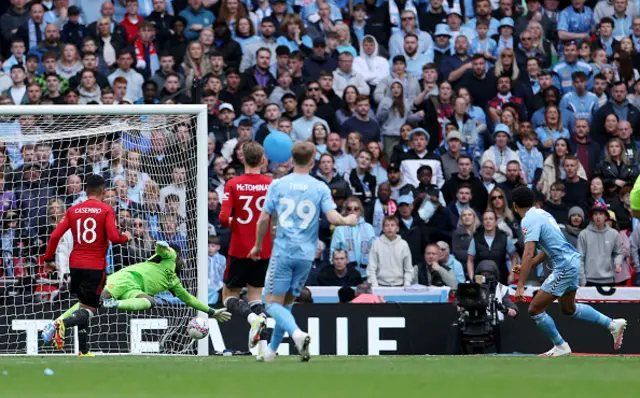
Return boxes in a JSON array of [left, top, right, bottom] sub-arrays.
[[108, 242, 209, 313]]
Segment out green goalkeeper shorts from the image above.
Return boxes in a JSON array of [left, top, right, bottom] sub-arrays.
[[105, 274, 144, 300]]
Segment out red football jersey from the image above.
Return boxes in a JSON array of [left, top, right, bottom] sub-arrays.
[[44, 199, 129, 270], [219, 173, 273, 259]]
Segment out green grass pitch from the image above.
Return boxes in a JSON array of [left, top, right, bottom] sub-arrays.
[[2, 356, 640, 398]]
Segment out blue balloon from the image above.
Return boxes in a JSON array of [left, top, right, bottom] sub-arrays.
[[264, 131, 293, 163]]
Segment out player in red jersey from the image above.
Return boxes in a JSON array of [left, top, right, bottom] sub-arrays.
[[219, 141, 273, 352], [41, 174, 130, 353]]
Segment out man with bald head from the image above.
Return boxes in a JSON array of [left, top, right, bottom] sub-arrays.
[[616, 120, 639, 162]]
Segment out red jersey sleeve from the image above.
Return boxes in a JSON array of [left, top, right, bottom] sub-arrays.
[[104, 206, 129, 245], [43, 210, 71, 262], [219, 182, 234, 229]]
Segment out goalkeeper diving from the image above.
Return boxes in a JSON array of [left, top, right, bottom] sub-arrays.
[[99, 241, 231, 322], [43, 241, 230, 347]]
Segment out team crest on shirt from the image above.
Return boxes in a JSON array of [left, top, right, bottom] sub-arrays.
[[522, 228, 528, 236]]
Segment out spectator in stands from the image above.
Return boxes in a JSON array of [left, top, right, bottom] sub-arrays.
[[578, 203, 623, 287], [353, 35, 389, 90], [417, 243, 458, 286], [330, 197, 376, 278], [564, 206, 585, 248], [302, 39, 336, 81], [376, 80, 419, 149], [40, 197, 72, 280], [398, 127, 445, 188], [368, 216, 413, 287], [396, 193, 430, 268], [292, 97, 329, 142], [345, 149, 376, 222], [374, 55, 421, 106], [5, 65, 27, 105], [442, 155, 488, 211], [594, 138, 638, 198], [592, 81, 640, 145], [481, 124, 521, 184], [436, 241, 465, 284], [543, 182, 570, 225], [16, 162, 55, 238], [108, 49, 144, 102], [315, 152, 351, 195], [318, 249, 363, 287], [207, 235, 226, 300], [497, 160, 526, 205], [452, 207, 480, 264], [467, 210, 518, 284], [446, 184, 479, 229], [487, 186, 521, 242]]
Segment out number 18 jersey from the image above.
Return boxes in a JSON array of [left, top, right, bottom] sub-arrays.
[[219, 173, 273, 259], [521, 208, 580, 271], [264, 173, 336, 262], [43, 198, 129, 270]]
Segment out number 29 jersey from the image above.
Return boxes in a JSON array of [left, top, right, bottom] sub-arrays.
[[219, 173, 273, 259], [264, 173, 336, 262]]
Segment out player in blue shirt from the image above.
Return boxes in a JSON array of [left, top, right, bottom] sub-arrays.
[[512, 187, 627, 357], [249, 142, 358, 362]]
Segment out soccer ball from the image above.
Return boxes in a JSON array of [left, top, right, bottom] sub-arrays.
[[188, 318, 209, 340]]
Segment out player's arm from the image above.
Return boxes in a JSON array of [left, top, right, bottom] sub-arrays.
[[105, 207, 130, 244], [218, 183, 234, 228], [325, 209, 358, 227], [169, 280, 231, 322], [43, 211, 71, 270]]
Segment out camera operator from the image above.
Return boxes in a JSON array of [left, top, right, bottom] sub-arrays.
[[450, 260, 518, 354]]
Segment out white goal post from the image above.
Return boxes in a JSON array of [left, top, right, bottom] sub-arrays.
[[0, 105, 210, 356]]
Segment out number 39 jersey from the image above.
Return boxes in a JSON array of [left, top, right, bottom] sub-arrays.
[[264, 173, 336, 262], [521, 208, 580, 270], [219, 173, 273, 259], [43, 198, 129, 270]]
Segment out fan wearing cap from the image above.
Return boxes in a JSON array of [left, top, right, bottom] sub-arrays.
[[480, 124, 521, 184], [444, 7, 477, 47], [398, 128, 445, 189], [396, 193, 431, 269], [494, 18, 516, 56], [577, 202, 623, 287], [302, 38, 337, 81]]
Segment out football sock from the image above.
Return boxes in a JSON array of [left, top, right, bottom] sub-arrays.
[[116, 298, 152, 311], [78, 329, 89, 354], [571, 304, 612, 328], [532, 312, 565, 346], [224, 297, 254, 323], [267, 304, 294, 352], [57, 303, 80, 321], [249, 301, 266, 317], [62, 308, 93, 329]]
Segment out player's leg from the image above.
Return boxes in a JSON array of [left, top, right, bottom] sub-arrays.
[[247, 259, 270, 351], [222, 258, 266, 342], [558, 289, 628, 350], [113, 293, 155, 311], [265, 258, 313, 362], [42, 302, 81, 343], [528, 288, 571, 356], [53, 269, 103, 351]]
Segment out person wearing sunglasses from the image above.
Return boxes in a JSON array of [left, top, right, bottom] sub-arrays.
[[329, 197, 376, 279]]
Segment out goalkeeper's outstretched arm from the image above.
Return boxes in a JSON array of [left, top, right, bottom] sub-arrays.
[[170, 282, 231, 322]]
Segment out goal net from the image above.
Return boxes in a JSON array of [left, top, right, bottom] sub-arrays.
[[0, 105, 209, 356]]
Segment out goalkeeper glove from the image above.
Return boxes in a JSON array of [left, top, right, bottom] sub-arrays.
[[208, 307, 232, 322]]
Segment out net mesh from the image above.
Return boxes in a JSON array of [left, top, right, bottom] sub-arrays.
[[0, 112, 204, 355]]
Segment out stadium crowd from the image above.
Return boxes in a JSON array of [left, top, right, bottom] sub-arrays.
[[0, 0, 639, 304]]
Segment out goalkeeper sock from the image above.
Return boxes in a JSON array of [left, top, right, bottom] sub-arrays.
[[57, 303, 80, 321], [224, 297, 255, 324], [268, 304, 292, 352], [531, 312, 565, 346], [571, 304, 612, 328], [63, 308, 93, 329], [116, 298, 152, 311], [78, 329, 89, 354], [249, 301, 266, 317]]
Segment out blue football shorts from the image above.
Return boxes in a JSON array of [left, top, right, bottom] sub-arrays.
[[264, 254, 313, 297], [540, 255, 581, 297]]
